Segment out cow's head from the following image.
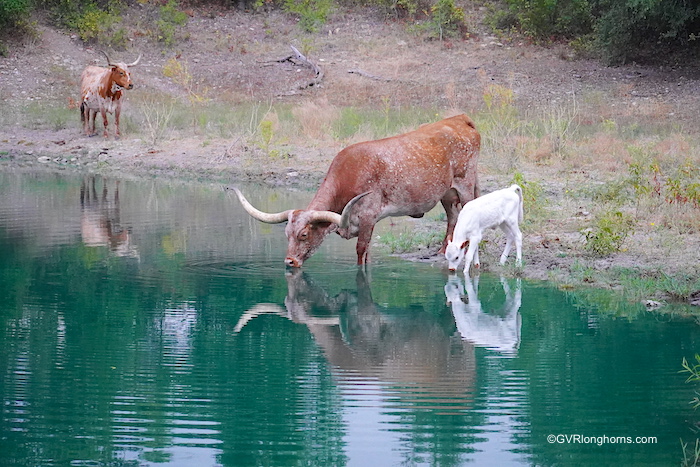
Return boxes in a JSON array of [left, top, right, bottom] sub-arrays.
[[445, 239, 468, 272], [230, 188, 369, 268], [102, 51, 141, 91]]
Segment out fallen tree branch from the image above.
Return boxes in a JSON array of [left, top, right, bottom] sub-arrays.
[[290, 45, 324, 89], [266, 45, 324, 94], [348, 68, 391, 82]]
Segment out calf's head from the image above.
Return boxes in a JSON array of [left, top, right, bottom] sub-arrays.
[[230, 188, 369, 268], [445, 240, 467, 272]]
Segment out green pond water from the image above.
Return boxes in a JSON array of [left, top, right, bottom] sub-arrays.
[[1, 172, 699, 466]]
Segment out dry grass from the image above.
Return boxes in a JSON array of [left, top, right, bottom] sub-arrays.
[[291, 98, 340, 143]]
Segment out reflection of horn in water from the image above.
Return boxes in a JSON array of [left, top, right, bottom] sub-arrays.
[[233, 303, 287, 334], [234, 300, 341, 334], [236, 269, 476, 409], [445, 274, 522, 354]]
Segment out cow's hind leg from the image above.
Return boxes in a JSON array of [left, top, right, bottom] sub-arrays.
[[88, 109, 98, 136], [499, 222, 523, 266]]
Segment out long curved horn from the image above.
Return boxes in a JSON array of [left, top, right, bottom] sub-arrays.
[[307, 191, 371, 227], [100, 50, 114, 66], [229, 187, 291, 224], [128, 54, 142, 67]]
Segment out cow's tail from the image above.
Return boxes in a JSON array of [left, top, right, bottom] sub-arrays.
[[512, 184, 523, 222]]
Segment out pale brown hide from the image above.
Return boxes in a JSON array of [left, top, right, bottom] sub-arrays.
[[79, 59, 136, 138], [236, 114, 481, 267]]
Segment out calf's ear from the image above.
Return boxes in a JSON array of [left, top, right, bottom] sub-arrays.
[[460, 240, 469, 250]]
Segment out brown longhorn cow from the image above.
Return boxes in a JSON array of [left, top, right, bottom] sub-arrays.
[[80, 51, 140, 138], [232, 114, 480, 268]]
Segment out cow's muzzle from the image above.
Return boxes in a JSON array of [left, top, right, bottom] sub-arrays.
[[285, 257, 302, 268]]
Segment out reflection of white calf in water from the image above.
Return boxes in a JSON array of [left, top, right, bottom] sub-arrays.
[[444, 274, 522, 354]]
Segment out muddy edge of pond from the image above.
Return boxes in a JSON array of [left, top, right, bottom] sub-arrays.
[[0, 142, 698, 309]]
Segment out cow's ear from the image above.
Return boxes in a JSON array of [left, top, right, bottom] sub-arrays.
[[460, 240, 468, 250]]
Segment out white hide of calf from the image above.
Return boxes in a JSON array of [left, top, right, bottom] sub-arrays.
[[445, 184, 523, 273]]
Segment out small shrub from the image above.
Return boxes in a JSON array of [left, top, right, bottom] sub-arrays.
[[511, 171, 546, 222], [0, 0, 30, 30], [163, 57, 207, 102], [504, 0, 593, 40], [156, 0, 188, 47], [138, 94, 176, 146], [70, 1, 125, 47], [665, 161, 700, 208], [419, 0, 466, 40], [257, 118, 282, 158], [582, 208, 635, 257], [283, 0, 332, 33]]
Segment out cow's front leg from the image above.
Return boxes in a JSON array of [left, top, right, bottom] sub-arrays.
[[100, 109, 109, 138], [463, 234, 481, 274], [355, 225, 375, 265], [114, 106, 121, 139]]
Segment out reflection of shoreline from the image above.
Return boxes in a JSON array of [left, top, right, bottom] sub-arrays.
[[235, 269, 476, 408], [445, 274, 522, 354]]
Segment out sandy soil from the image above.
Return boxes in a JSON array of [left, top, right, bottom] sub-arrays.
[[0, 7, 698, 303]]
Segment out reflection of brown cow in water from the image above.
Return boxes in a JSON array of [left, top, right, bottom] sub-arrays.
[[80, 176, 138, 258], [235, 270, 475, 406]]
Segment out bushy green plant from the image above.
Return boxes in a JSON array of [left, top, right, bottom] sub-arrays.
[[503, 0, 593, 40], [595, 0, 700, 64], [0, 0, 30, 30], [157, 0, 188, 46], [582, 208, 635, 256], [369, 0, 428, 18], [420, 0, 466, 40], [665, 161, 700, 208], [283, 0, 333, 33], [511, 171, 546, 221], [74, 3, 124, 46], [256, 119, 282, 158]]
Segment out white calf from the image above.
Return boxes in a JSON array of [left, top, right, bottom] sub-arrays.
[[445, 184, 523, 273]]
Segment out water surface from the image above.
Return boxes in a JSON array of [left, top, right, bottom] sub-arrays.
[[1, 172, 698, 466]]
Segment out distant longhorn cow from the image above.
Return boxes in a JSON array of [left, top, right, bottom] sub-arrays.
[[232, 114, 480, 267], [80, 51, 140, 138]]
